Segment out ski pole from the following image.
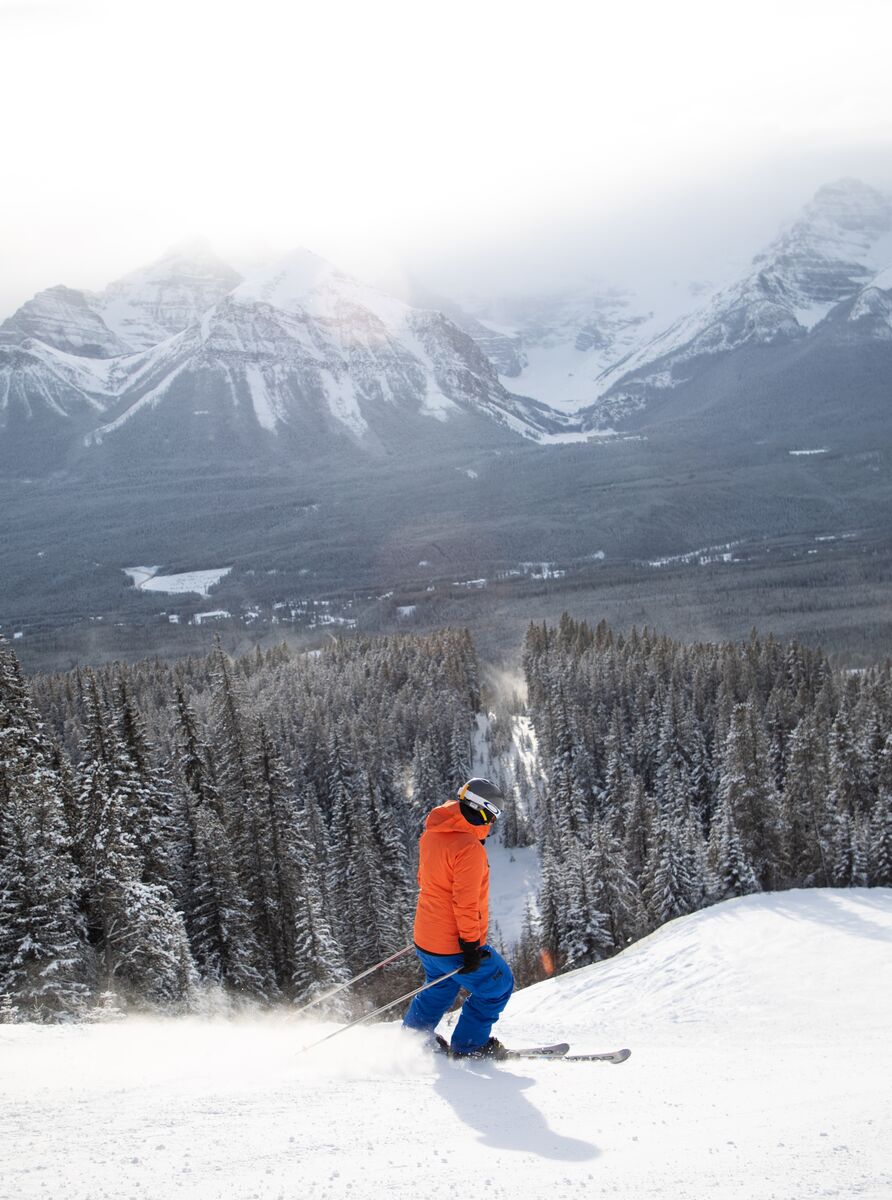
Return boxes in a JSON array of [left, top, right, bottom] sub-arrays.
[[293, 943, 414, 1016], [298, 965, 464, 1053]]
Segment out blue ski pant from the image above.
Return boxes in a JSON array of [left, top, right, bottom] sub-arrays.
[[402, 945, 514, 1054]]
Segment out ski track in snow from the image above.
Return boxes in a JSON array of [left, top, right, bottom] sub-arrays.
[[474, 711, 543, 945], [1, 889, 890, 1200]]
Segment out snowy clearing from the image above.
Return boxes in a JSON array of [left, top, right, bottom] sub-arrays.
[[192, 610, 232, 624], [122, 565, 161, 588], [1, 889, 889, 1200], [123, 567, 231, 596]]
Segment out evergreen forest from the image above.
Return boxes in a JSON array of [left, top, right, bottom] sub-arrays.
[[1, 619, 889, 1022]]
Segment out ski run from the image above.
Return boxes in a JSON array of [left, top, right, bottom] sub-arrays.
[[2, 888, 890, 1200]]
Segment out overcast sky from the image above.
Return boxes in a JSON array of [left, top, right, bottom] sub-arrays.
[[2, 0, 891, 315]]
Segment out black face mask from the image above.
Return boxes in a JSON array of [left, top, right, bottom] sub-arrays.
[[459, 801, 492, 827]]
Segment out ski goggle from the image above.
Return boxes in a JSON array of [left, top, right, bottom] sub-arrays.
[[458, 783, 501, 823]]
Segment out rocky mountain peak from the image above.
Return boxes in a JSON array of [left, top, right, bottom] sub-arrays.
[[757, 178, 892, 287], [806, 177, 892, 232], [100, 242, 243, 350], [0, 284, 131, 358]]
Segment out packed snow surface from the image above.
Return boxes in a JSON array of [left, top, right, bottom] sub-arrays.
[[2, 889, 889, 1200]]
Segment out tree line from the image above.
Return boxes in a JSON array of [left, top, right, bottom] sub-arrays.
[[0, 630, 478, 1020], [517, 616, 891, 979]]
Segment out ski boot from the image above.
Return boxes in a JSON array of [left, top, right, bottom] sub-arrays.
[[453, 1036, 509, 1060]]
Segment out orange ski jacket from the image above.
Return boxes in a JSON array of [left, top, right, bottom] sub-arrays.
[[413, 799, 492, 955]]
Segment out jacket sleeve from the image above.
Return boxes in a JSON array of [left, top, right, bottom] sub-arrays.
[[451, 841, 486, 943]]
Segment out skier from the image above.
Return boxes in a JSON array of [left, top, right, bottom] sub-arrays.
[[402, 777, 514, 1057]]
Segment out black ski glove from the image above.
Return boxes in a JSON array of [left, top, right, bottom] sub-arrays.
[[458, 939, 489, 974]]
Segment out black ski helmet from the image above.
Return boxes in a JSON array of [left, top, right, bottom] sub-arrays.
[[458, 777, 504, 825]]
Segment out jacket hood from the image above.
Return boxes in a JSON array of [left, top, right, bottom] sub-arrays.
[[424, 799, 493, 841]]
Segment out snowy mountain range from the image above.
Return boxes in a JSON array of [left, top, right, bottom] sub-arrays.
[[0, 246, 566, 467], [2, 178, 891, 471], [447, 179, 892, 429]]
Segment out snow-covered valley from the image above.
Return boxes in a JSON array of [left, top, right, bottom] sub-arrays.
[[2, 889, 889, 1200]]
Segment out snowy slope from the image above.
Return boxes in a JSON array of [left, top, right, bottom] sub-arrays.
[[2, 889, 889, 1200], [847, 263, 892, 334], [465, 283, 699, 413]]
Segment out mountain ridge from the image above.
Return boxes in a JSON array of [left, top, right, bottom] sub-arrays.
[[0, 246, 571, 467], [3, 178, 892, 465], [578, 177, 892, 426]]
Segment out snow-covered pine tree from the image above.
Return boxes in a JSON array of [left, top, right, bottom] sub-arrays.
[[707, 791, 760, 899], [867, 733, 892, 886], [553, 821, 612, 969], [535, 842, 565, 970], [829, 710, 870, 819], [623, 775, 652, 879], [716, 703, 781, 890], [171, 687, 269, 994], [409, 736, 444, 833], [589, 813, 644, 952], [779, 713, 831, 886], [447, 719, 472, 792], [207, 642, 278, 989], [367, 767, 414, 932], [641, 763, 701, 925], [252, 716, 358, 996], [513, 898, 548, 985], [828, 710, 873, 886], [279, 773, 348, 1007], [251, 718, 299, 987], [76, 673, 196, 1005], [113, 678, 184, 896], [0, 642, 93, 1019], [328, 724, 409, 972]]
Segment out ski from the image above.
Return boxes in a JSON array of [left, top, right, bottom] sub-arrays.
[[559, 1048, 631, 1064], [434, 1037, 569, 1060], [501, 1042, 570, 1059], [434, 1039, 630, 1063]]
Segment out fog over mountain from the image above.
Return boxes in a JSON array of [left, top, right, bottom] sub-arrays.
[[3, 0, 891, 320]]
